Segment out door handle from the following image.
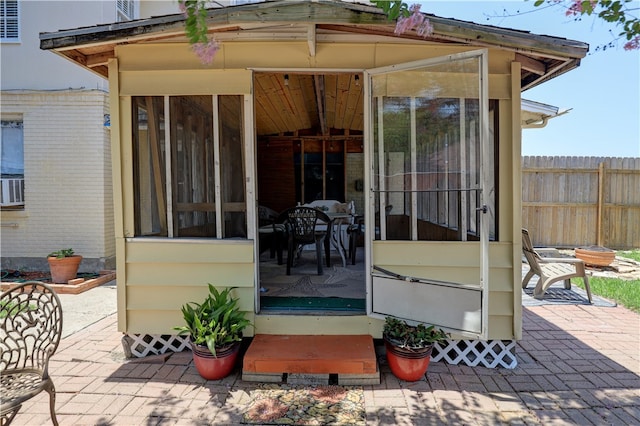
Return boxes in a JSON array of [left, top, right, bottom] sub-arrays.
[[476, 205, 488, 214]]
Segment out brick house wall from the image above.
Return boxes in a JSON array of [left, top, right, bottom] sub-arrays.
[[1, 90, 114, 272]]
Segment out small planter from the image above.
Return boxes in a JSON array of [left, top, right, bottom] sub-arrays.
[[190, 341, 241, 380], [384, 339, 433, 382], [47, 255, 83, 283], [575, 246, 615, 267]]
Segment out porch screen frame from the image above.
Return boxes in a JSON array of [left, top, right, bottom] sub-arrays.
[[363, 49, 490, 339], [132, 94, 250, 239]]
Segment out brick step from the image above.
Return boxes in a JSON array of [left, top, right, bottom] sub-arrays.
[[242, 334, 379, 385]]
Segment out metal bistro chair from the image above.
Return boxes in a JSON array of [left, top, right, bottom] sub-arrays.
[[1, 281, 63, 426], [281, 206, 332, 275]]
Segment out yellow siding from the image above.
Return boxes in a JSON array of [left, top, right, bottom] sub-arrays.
[[127, 286, 254, 311], [253, 315, 382, 336], [117, 43, 509, 98], [119, 69, 252, 95], [488, 292, 516, 316], [126, 263, 254, 286], [487, 315, 515, 340], [126, 240, 254, 264], [373, 241, 516, 336], [121, 239, 254, 334], [127, 310, 257, 335]]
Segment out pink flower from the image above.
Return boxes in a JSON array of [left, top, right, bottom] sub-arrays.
[[566, 0, 597, 16], [394, 3, 433, 38], [624, 35, 640, 50], [192, 39, 219, 65]]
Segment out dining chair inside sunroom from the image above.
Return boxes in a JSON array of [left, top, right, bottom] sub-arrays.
[[281, 206, 332, 275]]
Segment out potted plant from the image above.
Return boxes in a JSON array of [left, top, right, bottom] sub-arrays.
[[47, 248, 82, 284], [383, 316, 449, 381], [174, 284, 251, 380]]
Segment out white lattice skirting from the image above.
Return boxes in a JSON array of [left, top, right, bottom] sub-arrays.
[[123, 334, 517, 369], [122, 334, 190, 358], [432, 339, 518, 369]]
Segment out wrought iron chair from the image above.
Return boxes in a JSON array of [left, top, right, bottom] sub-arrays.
[[521, 228, 592, 303], [1, 281, 63, 426], [281, 206, 332, 275]]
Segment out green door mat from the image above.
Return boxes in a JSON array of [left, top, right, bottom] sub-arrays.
[[261, 297, 365, 311]]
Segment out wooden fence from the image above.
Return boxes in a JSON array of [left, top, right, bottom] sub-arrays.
[[522, 156, 640, 250]]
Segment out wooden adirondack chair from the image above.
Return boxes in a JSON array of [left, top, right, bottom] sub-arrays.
[[521, 229, 592, 303]]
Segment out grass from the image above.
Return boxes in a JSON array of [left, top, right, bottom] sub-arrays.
[[570, 249, 640, 313], [617, 249, 640, 263]]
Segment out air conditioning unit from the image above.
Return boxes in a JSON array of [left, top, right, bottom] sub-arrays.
[[0, 178, 24, 206], [117, 0, 135, 22]]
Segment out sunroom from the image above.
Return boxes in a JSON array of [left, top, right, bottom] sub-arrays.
[[40, 0, 587, 369]]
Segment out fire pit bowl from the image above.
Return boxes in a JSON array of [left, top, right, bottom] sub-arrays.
[[575, 246, 615, 267]]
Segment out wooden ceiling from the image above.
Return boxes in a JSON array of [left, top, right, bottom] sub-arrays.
[[255, 72, 364, 137]]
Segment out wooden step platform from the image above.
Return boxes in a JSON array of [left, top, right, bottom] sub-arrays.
[[242, 334, 380, 385]]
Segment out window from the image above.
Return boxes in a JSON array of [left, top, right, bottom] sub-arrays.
[[372, 57, 497, 242], [1, 119, 24, 208], [231, 0, 263, 5], [132, 95, 246, 239], [0, 0, 19, 42], [294, 146, 345, 203], [116, 0, 135, 22]]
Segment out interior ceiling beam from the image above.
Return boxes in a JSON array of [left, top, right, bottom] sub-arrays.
[[307, 24, 316, 57], [314, 75, 328, 136], [515, 53, 546, 76]]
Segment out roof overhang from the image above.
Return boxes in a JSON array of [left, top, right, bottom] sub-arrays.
[[39, 0, 588, 91]]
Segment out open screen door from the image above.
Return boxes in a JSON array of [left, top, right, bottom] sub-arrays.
[[364, 50, 490, 339]]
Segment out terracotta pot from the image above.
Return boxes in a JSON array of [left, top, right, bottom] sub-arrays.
[[190, 341, 240, 380], [384, 339, 433, 382], [47, 255, 82, 283], [575, 246, 615, 267]]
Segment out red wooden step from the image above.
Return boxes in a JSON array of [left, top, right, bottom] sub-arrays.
[[243, 334, 378, 375]]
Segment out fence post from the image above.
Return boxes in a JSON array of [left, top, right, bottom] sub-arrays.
[[596, 162, 605, 246]]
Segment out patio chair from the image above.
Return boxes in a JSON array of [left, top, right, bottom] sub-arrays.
[[258, 205, 286, 264], [281, 206, 332, 275], [1, 281, 63, 426], [521, 229, 592, 303], [346, 205, 393, 264]]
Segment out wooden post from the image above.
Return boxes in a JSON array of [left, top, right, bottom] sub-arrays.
[[322, 138, 326, 199], [301, 139, 305, 203], [596, 162, 605, 246]]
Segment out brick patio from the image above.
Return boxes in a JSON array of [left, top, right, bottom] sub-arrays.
[[11, 300, 640, 425]]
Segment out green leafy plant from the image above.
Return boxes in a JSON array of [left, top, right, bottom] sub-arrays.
[[48, 248, 75, 259], [533, 0, 640, 50], [370, 0, 411, 21], [0, 300, 34, 319], [383, 317, 449, 351], [174, 284, 251, 357]]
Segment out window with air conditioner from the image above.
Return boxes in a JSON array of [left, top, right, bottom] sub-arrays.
[[0, 0, 19, 42], [117, 0, 135, 22], [1, 120, 24, 208], [231, 0, 263, 5]]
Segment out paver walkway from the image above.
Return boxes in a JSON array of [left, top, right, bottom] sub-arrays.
[[12, 299, 640, 425]]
